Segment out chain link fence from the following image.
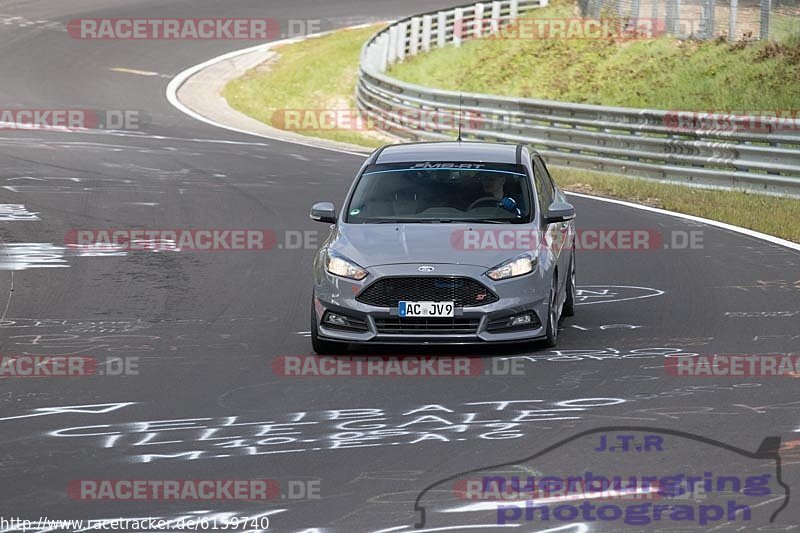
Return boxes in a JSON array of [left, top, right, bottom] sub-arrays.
[[578, 0, 800, 39]]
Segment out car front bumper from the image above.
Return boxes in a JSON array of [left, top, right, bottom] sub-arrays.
[[312, 263, 550, 345]]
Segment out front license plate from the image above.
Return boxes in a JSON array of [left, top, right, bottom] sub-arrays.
[[398, 301, 454, 317]]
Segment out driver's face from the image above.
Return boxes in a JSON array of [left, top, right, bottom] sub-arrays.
[[481, 175, 505, 195]]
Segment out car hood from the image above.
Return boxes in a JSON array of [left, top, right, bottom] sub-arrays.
[[329, 223, 536, 269]]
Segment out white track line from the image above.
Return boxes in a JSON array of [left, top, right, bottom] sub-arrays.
[[166, 26, 375, 156], [565, 191, 800, 252]]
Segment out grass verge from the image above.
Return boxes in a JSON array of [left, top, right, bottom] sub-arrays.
[[223, 21, 800, 244], [223, 24, 386, 148], [556, 169, 800, 242], [388, 0, 800, 109]]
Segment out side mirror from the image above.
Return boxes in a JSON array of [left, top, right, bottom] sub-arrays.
[[310, 202, 337, 223], [545, 201, 575, 224]]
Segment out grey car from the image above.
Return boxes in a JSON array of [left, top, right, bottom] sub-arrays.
[[309, 141, 576, 354]]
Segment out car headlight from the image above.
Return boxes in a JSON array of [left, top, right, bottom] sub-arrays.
[[486, 253, 537, 280], [325, 250, 368, 280]]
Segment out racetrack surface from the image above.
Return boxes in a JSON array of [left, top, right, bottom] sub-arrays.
[[0, 1, 799, 531]]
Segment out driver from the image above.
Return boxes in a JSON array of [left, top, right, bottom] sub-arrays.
[[480, 174, 505, 200], [468, 173, 521, 216]]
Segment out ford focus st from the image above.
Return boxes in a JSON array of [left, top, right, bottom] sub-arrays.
[[309, 141, 576, 353]]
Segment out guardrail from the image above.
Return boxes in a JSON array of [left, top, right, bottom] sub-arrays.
[[356, 0, 800, 197]]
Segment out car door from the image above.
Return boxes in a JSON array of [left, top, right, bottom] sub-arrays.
[[533, 156, 572, 294], [538, 156, 575, 261], [531, 156, 557, 279]]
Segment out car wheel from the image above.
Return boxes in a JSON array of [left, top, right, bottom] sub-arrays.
[[542, 277, 559, 347], [310, 299, 341, 355], [562, 253, 576, 317]]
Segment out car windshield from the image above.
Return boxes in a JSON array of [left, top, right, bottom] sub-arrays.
[[345, 162, 532, 224]]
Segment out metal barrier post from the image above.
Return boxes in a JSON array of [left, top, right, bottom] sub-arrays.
[[454, 8, 464, 46], [437, 11, 447, 48], [760, 0, 772, 39]]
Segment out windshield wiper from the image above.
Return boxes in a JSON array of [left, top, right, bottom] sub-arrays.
[[362, 218, 513, 224], [400, 219, 493, 224], [364, 218, 454, 224], [451, 219, 508, 224]]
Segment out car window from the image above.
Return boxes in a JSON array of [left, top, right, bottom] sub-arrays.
[[345, 162, 533, 224], [532, 157, 553, 214], [536, 156, 557, 197]]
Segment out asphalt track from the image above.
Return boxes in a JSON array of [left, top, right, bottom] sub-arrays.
[[0, 1, 799, 531]]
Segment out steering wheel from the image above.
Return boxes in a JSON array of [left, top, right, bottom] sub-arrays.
[[467, 197, 499, 210]]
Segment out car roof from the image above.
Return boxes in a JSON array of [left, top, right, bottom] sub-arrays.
[[372, 141, 534, 165]]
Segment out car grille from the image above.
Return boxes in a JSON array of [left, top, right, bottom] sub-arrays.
[[356, 277, 498, 308], [374, 317, 480, 335]]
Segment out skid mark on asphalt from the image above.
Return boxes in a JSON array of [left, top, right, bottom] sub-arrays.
[[711, 279, 800, 291], [1, 172, 272, 195], [726, 310, 800, 318], [0, 315, 275, 356]]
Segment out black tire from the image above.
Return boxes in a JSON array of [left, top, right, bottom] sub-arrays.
[[542, 277, 559, 347], [310, 301, 341, 355], [562, 253, 576, 317]]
